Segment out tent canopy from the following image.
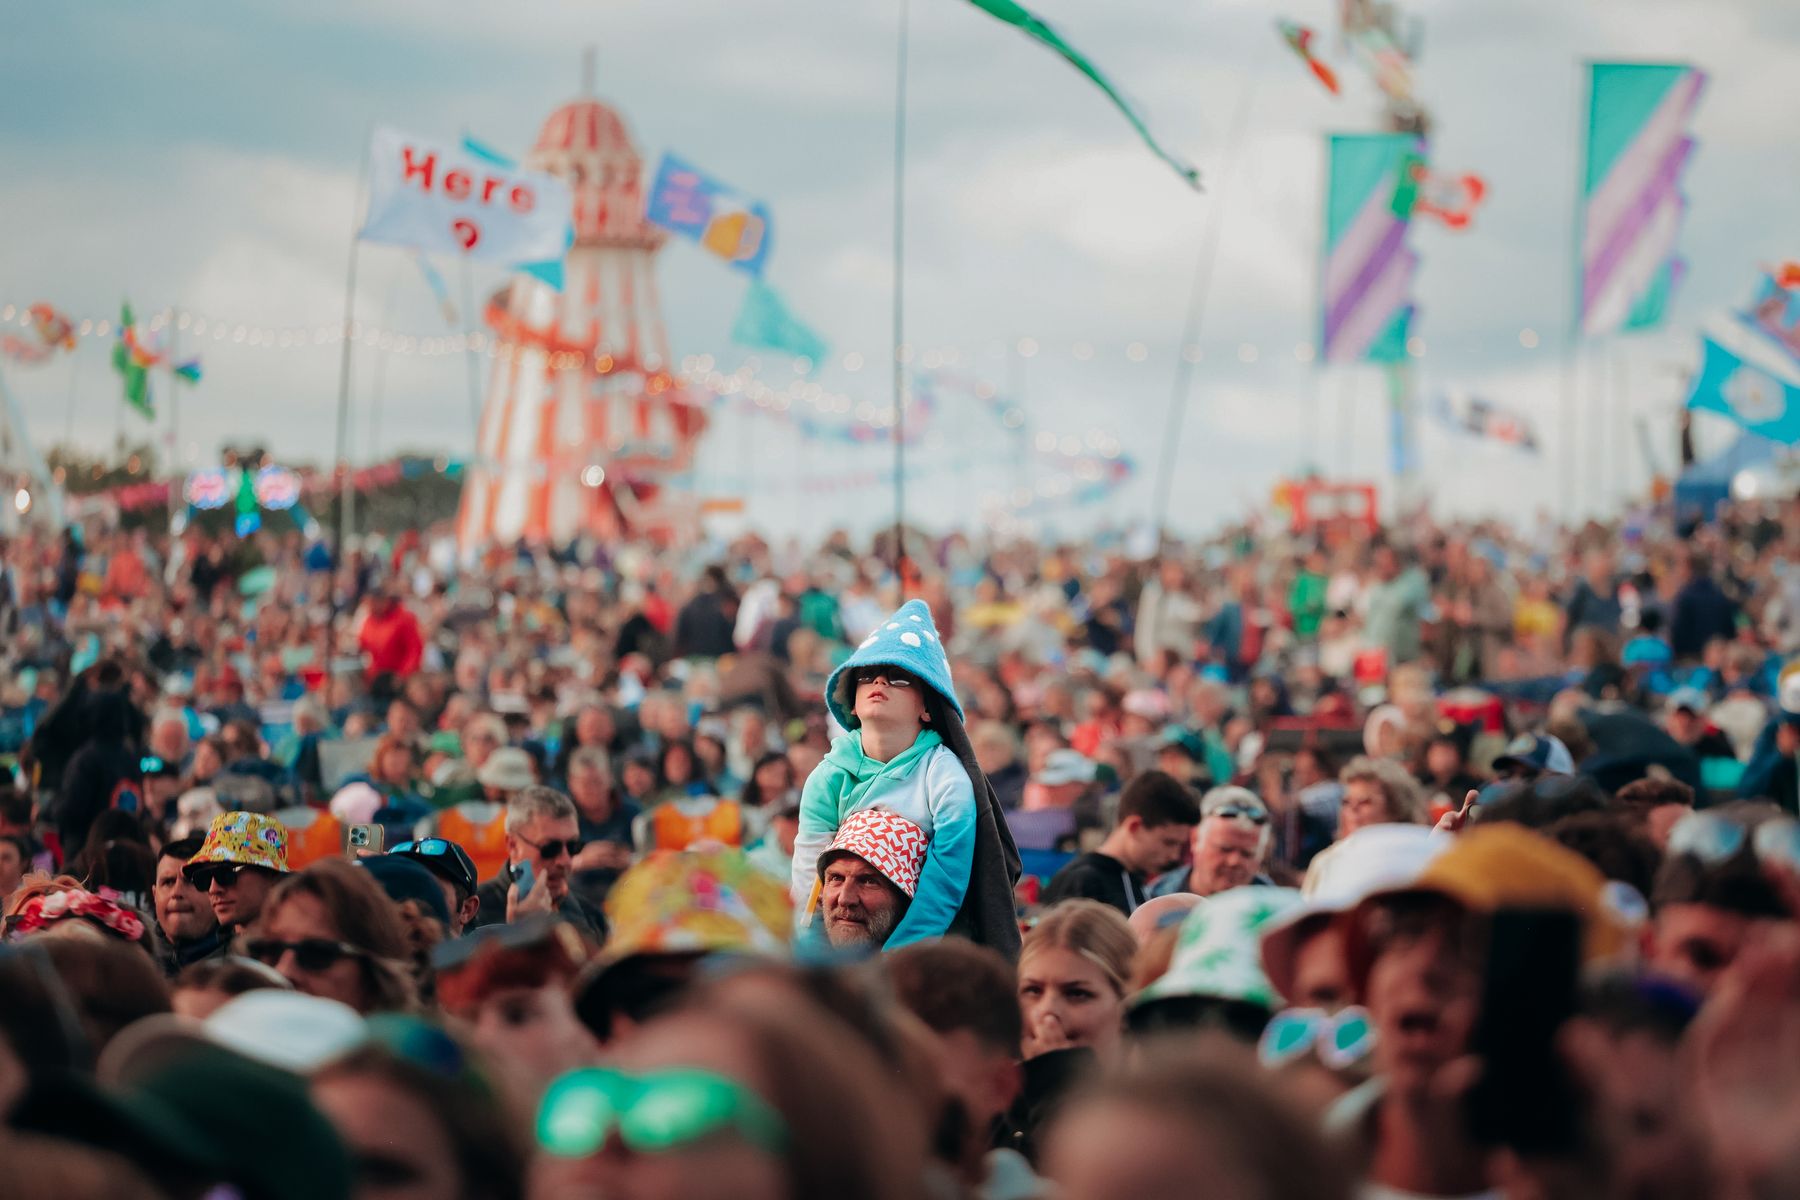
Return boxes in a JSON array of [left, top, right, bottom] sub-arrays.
[[1674, 431, 1781, 515]]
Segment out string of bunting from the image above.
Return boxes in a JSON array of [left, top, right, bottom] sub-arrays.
[[70, 455, 462, 515]]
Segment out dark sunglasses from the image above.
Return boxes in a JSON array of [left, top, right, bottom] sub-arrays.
[[246, 937, 367, 972], [186, 863, 253, 891], [517, 835, 584, 860], [853, 670, 914, 689]]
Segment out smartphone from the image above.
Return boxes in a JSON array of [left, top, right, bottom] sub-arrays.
[[1466, 907, 1582, 1154], [346, 823, 385, 856], [513, 859, 536, 902]]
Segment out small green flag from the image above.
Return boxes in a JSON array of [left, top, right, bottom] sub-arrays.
[[962, 0, 1200, 190], [110, 301, 154, 420]]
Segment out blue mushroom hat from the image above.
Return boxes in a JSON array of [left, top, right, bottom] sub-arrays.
[[825, 599, 963, 730]]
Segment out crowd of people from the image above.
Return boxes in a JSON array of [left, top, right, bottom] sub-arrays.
[[4, 489, 1800, 1199]]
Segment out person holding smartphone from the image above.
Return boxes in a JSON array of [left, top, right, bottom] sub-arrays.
[[470, 785, 607, 937]]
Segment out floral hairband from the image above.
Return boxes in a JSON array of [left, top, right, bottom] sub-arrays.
[[6, 888, 146, 943]]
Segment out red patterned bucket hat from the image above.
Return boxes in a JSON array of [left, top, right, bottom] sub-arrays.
[[818, 808, 929, 898]]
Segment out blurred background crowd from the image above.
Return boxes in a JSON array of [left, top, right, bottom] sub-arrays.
[[4, 492, 1800, 1199]]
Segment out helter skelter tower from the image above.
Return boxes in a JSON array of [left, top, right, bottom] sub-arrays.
[[456, 72, 708, 549]]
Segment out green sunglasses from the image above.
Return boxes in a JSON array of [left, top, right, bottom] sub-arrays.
[[537, 1067, 788, 1158], [1257, 1006, 1376, 1071]]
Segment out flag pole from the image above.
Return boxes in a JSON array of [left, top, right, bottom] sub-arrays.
[[166, 303, 181, 531], [62, 336, 82, 449], [890, 0, 911, 579], [1150, 77, 1257, 550], [1612, 342, 1630, 506], [368, 263, 404, 462], [1560, 62, 1590, 526], [166, 304, 180, 469], [330, 135, 370, 649], [458, 257, 483, 439], [1009, 338, 1026, 508]]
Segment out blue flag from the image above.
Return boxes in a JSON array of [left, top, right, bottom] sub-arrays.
[[732, 281, 827, 368], [1688, 324, 1800, 445], [646, 153, 772, 276]]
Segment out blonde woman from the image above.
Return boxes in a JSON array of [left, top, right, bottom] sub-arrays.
[[1018, 900, 1136, 1064]]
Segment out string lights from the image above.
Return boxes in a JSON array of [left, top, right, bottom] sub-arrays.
[[7, 299, 1521, 370]]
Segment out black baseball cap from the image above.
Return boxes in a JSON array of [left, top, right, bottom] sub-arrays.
[[387, 838, 479, 900], [358, 855, 452, 926]]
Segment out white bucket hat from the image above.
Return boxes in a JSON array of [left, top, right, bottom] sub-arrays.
[[1259, 824, 1447, 1004]]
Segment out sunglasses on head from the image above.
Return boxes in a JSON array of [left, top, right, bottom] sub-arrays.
[[537, 1067, 788, 1158], [1668, 811, 1800, 874], [853, 670, 914, 689], [245, 936, 367, 972], [390, 839, 477, 892], [1209, 803, 1268, 826], [517, 834, 585, 860], [1258, 1006, 1376, 1071]]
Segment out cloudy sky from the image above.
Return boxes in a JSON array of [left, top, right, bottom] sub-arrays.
[[2, 0, 1795, 539]]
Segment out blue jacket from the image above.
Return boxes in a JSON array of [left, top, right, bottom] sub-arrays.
[[1736, 716, 1798, 815]]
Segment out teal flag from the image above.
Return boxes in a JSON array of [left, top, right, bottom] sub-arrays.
[[732, 281, 828, 368], [1322, 134, 1422, 364], [961, 0, 1200, 190], [1577, 63, 1705, 336]]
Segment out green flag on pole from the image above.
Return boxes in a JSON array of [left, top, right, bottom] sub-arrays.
[[110, 301, 154, 420], [961, 0, 1200, 190]]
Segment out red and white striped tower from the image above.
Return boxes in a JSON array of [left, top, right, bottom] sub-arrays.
[[457, 84, 707, 549]]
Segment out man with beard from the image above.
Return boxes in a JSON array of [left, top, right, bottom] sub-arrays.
[[817, 807, 929, 950], [793, 598, 1021, 958], [153, 833, 226, 971]]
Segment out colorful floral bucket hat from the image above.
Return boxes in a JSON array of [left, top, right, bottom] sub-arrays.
[[183, 811, 291, 876]]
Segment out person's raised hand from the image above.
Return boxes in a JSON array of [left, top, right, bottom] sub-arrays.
[[1685, 925, 1800, 1198], [1023, 1011, 1076, 1060], [506, 873, 556, 923], [1435, 790, 1480, 835]]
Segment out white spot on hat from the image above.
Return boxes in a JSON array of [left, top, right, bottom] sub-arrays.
[[901, 632, 922, 648], [909, 614, 923, 622], [922, 631, 936, 642], [886, 623, 900, 630], [860, 635, 878, 649]]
